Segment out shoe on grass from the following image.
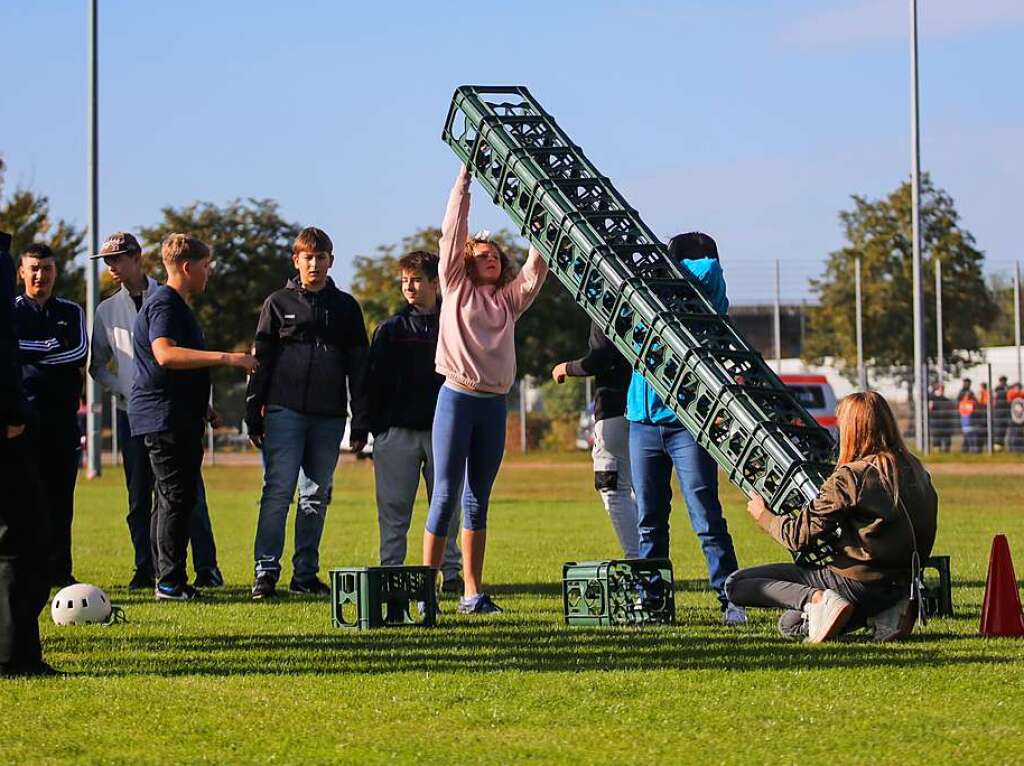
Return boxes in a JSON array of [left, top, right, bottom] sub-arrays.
[[441, 575, 464, 595], [251, 575, 277, 600], [193, 567, 224, 588], [722, 602, 748, 626], [868, 598, 915, 642], [288, 577, 330, 596], [457, 593, 503, 614], [803, 589, 853, 643], [51, 574, 78, 589], [128, 570, 155, 590], [154, 582, 201, 602]]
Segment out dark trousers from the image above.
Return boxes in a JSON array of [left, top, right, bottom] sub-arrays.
[[118, 411, 217, 576], [144, 426, 205, 589], [28, 424, 80, 583], [725, 562, 905, 633], [0, 432, 50, 671]]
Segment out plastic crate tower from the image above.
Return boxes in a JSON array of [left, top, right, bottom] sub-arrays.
[[442, 86, 837, 562]]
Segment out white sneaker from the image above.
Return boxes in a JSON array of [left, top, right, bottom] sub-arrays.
[[868, 598, 914, 642], [804, 589, 854, 643], [722, 602, 748, 626]]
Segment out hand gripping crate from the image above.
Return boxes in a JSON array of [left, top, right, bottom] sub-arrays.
[[562, 559, 675, 626], [330, 566, 437, 629]]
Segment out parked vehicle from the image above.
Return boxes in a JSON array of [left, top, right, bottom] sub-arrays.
[[780, 373, 839, 437]]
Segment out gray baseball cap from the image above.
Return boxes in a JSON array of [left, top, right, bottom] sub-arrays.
[[91, 231, 142, 259]]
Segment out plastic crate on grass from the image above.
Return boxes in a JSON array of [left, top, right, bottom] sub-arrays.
[[330, 566, 437, 629], [562, 558, 675, 626], [922, 555, 953, 618]]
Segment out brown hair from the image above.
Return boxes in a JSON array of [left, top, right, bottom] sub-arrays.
[[463, 238, 514, 287], [21, 243, 55, 260], [293, 227, 333, 256], [161, 233, 210, 265], [835, 391, 919, 499], [398, 250, 439, 281]]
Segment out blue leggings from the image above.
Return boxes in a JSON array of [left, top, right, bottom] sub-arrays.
[[425, 386, 507, 535]]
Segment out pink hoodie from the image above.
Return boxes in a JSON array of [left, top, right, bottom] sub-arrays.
[[434, 166, 548, 394]]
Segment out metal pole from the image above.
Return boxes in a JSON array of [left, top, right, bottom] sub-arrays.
[[519, 377, 528, 453], [85, 0, 102, 477], [987, 363, 994, 455], [910, 0, 928, 453], [855, 255, 866, 391], [584, 376, 592, 407], [110, 393, 118, 466], [773, 258, 782, 372], [935, 259, 943, 387], [1015, 261, 1021, 385]]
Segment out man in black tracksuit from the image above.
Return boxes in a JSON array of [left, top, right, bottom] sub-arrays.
[[12, 244, 86, 587], [552, 321, 639, 558], [365, 251, 462, 591], [245, 227, 369, 599], [0, 233, 54, 676]]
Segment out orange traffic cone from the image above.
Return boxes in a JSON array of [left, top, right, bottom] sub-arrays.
[[979, 535, 1024, 637]]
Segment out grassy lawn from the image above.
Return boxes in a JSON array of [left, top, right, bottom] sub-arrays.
[[3, 453, 1024, 765]]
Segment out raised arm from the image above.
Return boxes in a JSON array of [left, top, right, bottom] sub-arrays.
[[503, 245, 549, 319], [438, 164, 472, 293]]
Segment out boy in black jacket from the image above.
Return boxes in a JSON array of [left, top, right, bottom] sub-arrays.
[[246, 227, 370, 599], [365, 252, 462, 592]]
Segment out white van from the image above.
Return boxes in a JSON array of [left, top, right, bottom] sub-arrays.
[[780, 373, 839, 437]]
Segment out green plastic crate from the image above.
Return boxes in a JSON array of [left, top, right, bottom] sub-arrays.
[[562, 559, 675, 626], [329, 566, 437, 629], [922, 555, 953, 618]]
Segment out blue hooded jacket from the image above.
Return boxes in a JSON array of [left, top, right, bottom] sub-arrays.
[[625, 256, 729, 425]]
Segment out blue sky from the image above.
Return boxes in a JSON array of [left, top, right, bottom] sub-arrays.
[[2, 0, 1021, 304]]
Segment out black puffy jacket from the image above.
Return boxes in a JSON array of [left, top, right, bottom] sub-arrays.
[[245, 278, 369, 440]]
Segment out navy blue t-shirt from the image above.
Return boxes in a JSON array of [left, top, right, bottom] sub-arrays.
[[128, 285, 210, 436]]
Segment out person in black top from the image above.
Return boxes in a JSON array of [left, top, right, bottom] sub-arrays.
[[12, 243, 87, 587], [245, 227, 369, 599], [129, 234, 256, 601], [551, 321, 639, 558], [0, 232, 54, 676], [365, 251, 463, 593]]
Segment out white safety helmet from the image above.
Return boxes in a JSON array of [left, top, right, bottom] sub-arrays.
[[51, 583, 115, 625]]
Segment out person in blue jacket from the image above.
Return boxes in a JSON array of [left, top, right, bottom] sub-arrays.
[[627, 232, 746, 625]]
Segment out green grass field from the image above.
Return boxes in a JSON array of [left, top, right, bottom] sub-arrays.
[[3, 454, 1024, 765]]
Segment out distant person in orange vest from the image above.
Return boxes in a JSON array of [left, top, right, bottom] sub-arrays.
[[958, 392, 978, 453]]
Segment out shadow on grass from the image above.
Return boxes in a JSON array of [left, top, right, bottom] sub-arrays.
[[52, 619, 1011, 678]]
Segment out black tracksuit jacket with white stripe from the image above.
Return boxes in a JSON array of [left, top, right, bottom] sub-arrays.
[[12, 293, 86, 445]]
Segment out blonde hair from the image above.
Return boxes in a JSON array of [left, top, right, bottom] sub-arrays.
[[835, 391, 920, 500], [161, 233, 210, 266]]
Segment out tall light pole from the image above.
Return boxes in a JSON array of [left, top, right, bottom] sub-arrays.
[[86, 0, 102, 477], [1015, 261, 1021, 385], [855, 255, 866, 390], [910, 0, 928, 452], [935, 258, 943, 387]]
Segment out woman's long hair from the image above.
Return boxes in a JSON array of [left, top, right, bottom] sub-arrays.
[[836, 391, 920, 500], [463, 237, 515, 287]]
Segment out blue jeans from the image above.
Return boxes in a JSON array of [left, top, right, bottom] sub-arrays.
[[254, 406, 345, 582], [629, 421, 739, 606], [426, 386, 506, 535]]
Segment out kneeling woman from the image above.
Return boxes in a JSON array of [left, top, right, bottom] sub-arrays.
[[422, 163, 548, 614], [726, 391, 938, 643]]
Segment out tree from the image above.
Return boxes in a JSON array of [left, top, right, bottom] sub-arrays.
[[803, 175, 997, 384], [351, 226, 591, 376], [0, 161, 87, 304]]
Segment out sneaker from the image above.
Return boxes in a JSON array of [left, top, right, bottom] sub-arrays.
[[251, 575, 277, 600], [128, 570, 155, 590], [457, 593, 503, 614], [154, 582, 201, 602], [722, 602, 748, 626], [868, 598, 915, 643], [1, 661, 61, 677], [51, 575, 78, 589], [441, 575, 465, 595], [288, 577, 330, 596], [193, 568, 224, 588], [804, 589, 854, 643]]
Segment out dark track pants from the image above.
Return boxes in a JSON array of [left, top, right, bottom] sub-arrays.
[[28, 427, 79, 584], [0, 433, 49, 672]]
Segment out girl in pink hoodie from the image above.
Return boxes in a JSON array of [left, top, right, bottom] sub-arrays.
[[422, 164, 548, 614]]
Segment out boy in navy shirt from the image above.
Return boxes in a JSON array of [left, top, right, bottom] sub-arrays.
[[129, 234, 256, 601]]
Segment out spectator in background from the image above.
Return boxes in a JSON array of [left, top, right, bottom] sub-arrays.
[[958, 391, 978, 453], [976, 382, 991, 449], [928, 383, 953, 453], [956, 378, 972, 402], [1006, 383, 1024, 453], [12, 244, 87, 587], [993, 375, 1010, 449]]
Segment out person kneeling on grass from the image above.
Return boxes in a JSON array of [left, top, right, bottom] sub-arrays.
[[725, 391, 938, 643]]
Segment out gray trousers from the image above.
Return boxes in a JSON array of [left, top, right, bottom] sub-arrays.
[[592, 417, 640, 558], [373, 427, 462, 580]]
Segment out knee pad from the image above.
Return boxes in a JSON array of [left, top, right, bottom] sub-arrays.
[[594, 470, 618, 492]]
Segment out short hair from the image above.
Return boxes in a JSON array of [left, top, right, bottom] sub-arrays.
[[161, 233, 210, 266], [668, 232, 719, 262], [293, 227, 333, 255], [463, 238, 515, 287], [398, 251, 439, 281], [21, 243, 55, 260]]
